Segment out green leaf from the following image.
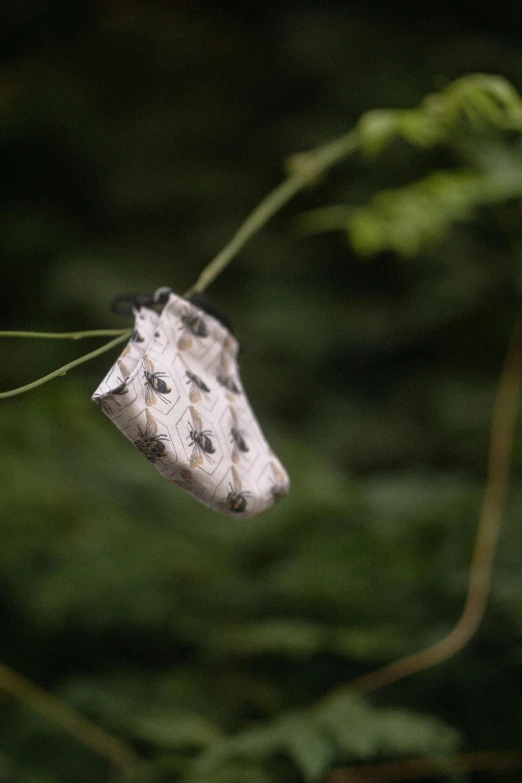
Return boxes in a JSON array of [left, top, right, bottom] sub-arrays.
[[318, 696, 459, 760], [194, 697, 458, 781], [282, 716, 334, 781], [358, 109, 444, 156], [347, 166, 522, 257], [131, 712, 223, 750]]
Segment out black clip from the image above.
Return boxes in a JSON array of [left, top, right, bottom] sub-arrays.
[[110, 288, 233, 335], [111, 288, 172, 317], [187, 292, 233, 334]]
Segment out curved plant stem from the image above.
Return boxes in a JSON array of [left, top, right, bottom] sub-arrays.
[[325, 316, 522, 700], [185, 128, 359, 295], [185, 176, 305, 295], [327, 748, 522, 782], [0, 331, 132, 400], [1, 128, 360, 400], [0, 662, 139, 774], [0, 127, 363, 772], [0, 329, 129, 340]]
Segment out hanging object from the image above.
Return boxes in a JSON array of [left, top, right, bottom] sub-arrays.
[[92, 288, 290, 518]]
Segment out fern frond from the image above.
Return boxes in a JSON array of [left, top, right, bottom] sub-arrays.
[[192, 696, 459, 782], [348, 166, 522, 257], [358, 74, 522, 157]]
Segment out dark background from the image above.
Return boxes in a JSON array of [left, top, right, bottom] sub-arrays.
[[1, 2, 522, 782]]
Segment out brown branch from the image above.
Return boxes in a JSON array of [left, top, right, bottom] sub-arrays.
[[325, 316, 522, 699], [0, 661, 140, 774], [327, 748, 522, 782]]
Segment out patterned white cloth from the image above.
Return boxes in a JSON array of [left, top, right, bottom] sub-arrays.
[[92, 291, 290, 518]]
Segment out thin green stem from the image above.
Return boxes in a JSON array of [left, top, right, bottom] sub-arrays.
[[322, 315, 522, 701], [0, 331, 132, 400], [185, 175, 306, 295], [0, 662, 139, 774], [0, 329, 129, 340], [294, 205, 354, 235], [1, 127, 361, 398], [185, 128, 359, 295]]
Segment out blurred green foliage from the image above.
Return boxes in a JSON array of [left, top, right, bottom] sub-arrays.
[[2, 2, 522, 782]]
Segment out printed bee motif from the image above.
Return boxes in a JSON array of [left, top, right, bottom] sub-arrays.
[[93, 396, 112, 416], [171, 467, 193, 491], [143, 355, 171, 405], [222, 335, 236, 353], [92, 289, 291, 517], [217, 373, 241, 394], [134, 409, 169, 463], [187, 405, 216, 467], [229, 407, 249, 463], [185, 369, 211, 404], [121, 328, 145, 358], [112, 359, 130, 395], [226, 466, 251, 514], [178, 307, 209, 350], [179, 467, 192, 485], [120, 341, 132, 358], [216, 349, 241, 395], [270, 461, 289, 501]]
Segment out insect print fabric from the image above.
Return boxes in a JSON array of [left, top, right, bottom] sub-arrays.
[[92, 291, 290, 518]]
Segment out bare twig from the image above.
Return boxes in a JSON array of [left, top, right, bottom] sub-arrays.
[[0, 329, 128, 339], [0, 331, 132, 399], [0, 662, 139, 775], [324, 316, 522, 699], [328, 748, 522, 782], [185, 129, 359, 295]]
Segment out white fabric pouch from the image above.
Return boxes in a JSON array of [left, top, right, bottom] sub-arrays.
[[92, 291, 290, 518]]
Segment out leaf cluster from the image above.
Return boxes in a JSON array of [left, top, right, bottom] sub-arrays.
[[299, 75, 522, 257]]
